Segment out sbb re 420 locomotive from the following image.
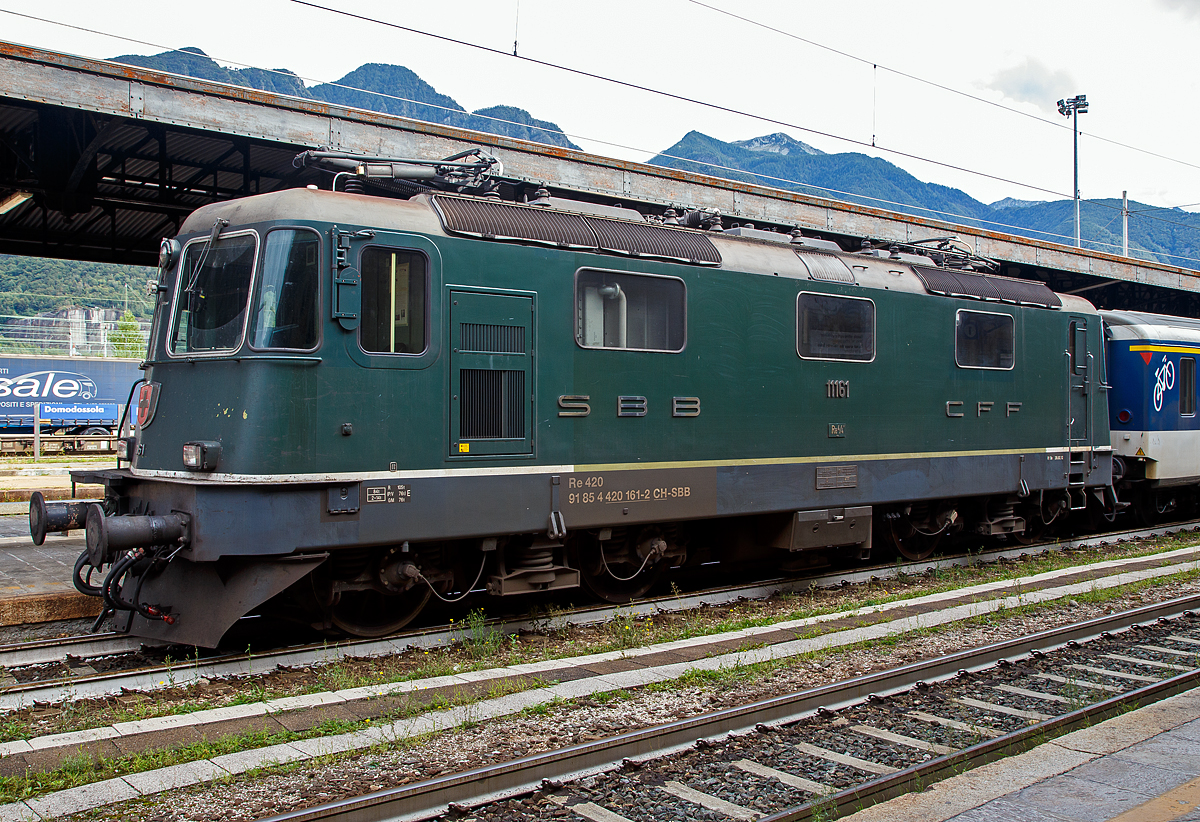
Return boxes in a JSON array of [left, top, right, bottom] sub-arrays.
[[30, 150, 1115, 647]]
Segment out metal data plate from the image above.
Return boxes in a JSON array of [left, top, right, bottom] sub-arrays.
[[815, 465, 858, 490]]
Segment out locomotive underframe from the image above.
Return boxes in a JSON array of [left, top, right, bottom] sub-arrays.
[[73, 446, 1111, 647]]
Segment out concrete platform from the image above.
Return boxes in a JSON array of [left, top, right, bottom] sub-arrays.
[[0, 477, 103, 503], [845, 687, 1200, 822], [0, 532, 98, 626], [0, 460, 108, 503], [0, 462, 109, 625]]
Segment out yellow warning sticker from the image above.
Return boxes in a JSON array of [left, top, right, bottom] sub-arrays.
[[1136, 448, 1145, 456], [458, 443, 470, 453]]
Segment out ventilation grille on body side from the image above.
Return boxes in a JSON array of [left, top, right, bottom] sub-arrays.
[[432, 194, 721, 265], [460, 323, 526, 354], [912, 266, 1062, 308], [460, 369, 525, 440]]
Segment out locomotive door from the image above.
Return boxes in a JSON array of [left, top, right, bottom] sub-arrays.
[[1067, 315, 1091, 446], [449, 290, 534, 457]]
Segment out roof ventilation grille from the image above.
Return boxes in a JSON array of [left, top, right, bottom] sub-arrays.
[[432, 194, 721, 265]]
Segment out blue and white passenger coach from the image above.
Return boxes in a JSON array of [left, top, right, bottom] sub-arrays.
[[1103, 309, 1200, 520]]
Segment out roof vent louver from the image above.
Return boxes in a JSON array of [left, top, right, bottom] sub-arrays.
[[912, 266, 1061, 308], [795, 250, 856, 284], [431, 194, 721, 265]]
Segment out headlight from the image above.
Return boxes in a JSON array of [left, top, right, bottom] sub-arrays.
[[182, 441, 221, 471], [158, 237, 180, 270], [116, 437, 135, 461]]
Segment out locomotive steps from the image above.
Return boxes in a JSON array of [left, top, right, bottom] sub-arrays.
[[0, 545, 1198, 820]]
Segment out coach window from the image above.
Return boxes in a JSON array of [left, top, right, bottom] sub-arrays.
[[575, 269, 685, 352], [249, 229, 320, 350], [796, 292, 875, 361], [169, 232, 257, 355], [955, 310, 1014, 370], [1182, 358, 1196, 416], [360, 248, 428, 354]]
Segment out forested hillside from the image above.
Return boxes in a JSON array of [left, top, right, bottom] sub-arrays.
[[0, 256, 154, 319]]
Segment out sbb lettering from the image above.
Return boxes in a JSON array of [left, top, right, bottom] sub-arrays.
[[557, 394, 701, 418]]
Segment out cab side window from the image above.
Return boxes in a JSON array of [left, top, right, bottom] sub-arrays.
[[360, 248, 428, 354]]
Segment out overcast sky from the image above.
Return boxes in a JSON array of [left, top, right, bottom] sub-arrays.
[[2, 0, 1199, 216]]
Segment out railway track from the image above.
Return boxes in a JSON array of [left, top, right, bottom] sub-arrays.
[[1, 518, 1197, 709], [260, 595, 1200, 822]]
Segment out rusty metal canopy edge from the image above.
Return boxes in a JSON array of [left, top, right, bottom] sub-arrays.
[[0, 39, 1195, 289]]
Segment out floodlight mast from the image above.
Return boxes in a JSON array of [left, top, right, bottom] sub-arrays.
[[1057, 94, 1089, 248]]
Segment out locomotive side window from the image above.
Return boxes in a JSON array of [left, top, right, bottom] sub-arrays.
[[360, 248, 428, 354], [955, 310, 1014, 370], [796, 292, 875, 362], [1182, 358, 1196, 416], [575, 269, 685, 352], [249, 229, 320, 350], [169, 233, 257, 355]]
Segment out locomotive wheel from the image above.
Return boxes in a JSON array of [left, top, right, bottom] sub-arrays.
[[329, 587, 432, 638], [1132, 487, 1174, 527], [1012, 520, 1045, 546], [1085, 495, 1118, 532], [884, 518, 943, 562], [578, 538, 665, 603]]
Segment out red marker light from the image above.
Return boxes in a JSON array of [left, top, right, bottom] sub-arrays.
[[137, 383, 157, 427]]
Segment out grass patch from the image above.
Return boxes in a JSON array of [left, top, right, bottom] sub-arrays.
[[17, 566, 1197, 810], [0, 674, 534, 804], [3, 533, 1197, 746], [0, 727, 298, 803]]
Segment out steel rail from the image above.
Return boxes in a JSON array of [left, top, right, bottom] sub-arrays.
[[761, 659, 1200, 821], [1, 518, 1197, 706], [0, 633, 139, 669], [258, 594, 1200, 822]]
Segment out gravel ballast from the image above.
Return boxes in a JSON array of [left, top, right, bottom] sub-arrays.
[[38, 574, 1200, 822]]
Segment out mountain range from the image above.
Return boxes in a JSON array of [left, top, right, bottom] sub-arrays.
[[111, 48, 1199, 266], [12, 48, 1199, 316], [110, 47, 581, 151], [649, 131, 1199, 266]]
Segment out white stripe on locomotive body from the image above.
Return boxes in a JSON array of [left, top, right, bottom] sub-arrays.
[[127, 445, 1103, 484]]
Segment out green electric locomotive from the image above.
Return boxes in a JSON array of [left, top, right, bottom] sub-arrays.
[[33, 151, 1113, 647]]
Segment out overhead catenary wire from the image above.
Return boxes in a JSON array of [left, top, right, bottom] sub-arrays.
[[683, 0, 1200, 176], [0, 9, 1073, 206], [282, 1, 1200, 248], [0, 4, 1190, 231], [651, 149, 1200, 269], [0, 6, 1197, 268], [285, 0, 1072, 200]]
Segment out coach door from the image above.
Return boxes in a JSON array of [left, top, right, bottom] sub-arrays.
[[449, 290, 534, 457], [1067, 316, 1092, 447]]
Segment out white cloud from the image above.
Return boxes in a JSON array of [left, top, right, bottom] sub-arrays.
[[987, 57, 1078, 109], [1155, 0, 1200, 20]]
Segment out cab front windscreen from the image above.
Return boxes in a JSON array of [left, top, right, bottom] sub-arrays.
[[169, 233, 257, 355]]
